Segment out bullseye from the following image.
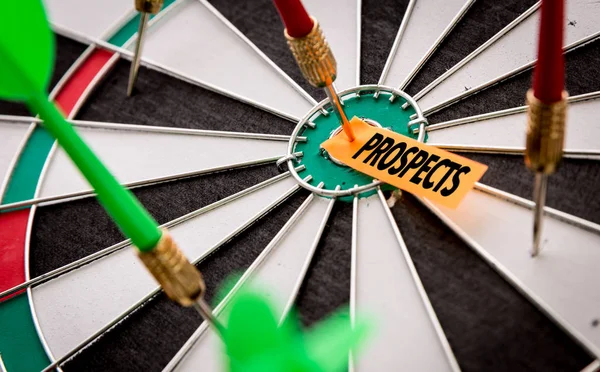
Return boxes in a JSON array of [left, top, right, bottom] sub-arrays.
[[284, 85, 427, 200]]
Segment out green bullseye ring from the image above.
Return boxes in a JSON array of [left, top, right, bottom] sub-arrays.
[[291, 86, 427, 201]]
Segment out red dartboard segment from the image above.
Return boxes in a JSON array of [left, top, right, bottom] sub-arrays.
[[0, 209, 29, 296], [0, 48, 117, 295], [54, 48, 115, 114]]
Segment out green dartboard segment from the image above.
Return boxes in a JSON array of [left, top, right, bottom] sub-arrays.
[[294, 90, 427, 201], [0, 296, 50, 371], [107, 0, 178, 46]]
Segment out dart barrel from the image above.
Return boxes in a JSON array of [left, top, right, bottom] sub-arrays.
[[524, 90, 567, 174], [285, 17, 337, 88], [135, 0, 163, 14], [138, 229, 206, 306]]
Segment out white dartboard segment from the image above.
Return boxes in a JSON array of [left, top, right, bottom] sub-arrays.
[[381, 0, 473, 89], [427, 95, 600, 156], [31, 175, 299, 359], [0, 122, 31, 198], [417, 0, 600, 113], [352, 194, 459, 371], [302, 0, 360, 89], [139, 0, 313, 119], [174, 194, 334, 372], [38, 125, 287, 199], [45, 0, 133, 40], [421, 187, 600, 358]]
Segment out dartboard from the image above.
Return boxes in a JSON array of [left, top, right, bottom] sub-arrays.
[[1, 0, 599, 371]]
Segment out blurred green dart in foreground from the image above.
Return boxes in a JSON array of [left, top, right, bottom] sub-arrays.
[[1, 1, 370, 369], [220, 284, 371, 372], [0, 0, 210, 312]]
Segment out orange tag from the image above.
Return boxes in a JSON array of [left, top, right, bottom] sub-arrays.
[[321, 117, 487, 208]]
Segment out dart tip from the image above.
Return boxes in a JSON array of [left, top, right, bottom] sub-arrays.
[[193, 298, 227, 338], [530, 172, 548, 257], [324, 83, 355, 142], [530, 234, 540, 257], [126, 78, 136, 97], [126, 12, 150, 97]]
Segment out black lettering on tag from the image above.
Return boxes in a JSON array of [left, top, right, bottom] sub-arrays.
[[377, 142, 407, 171], [388, 146, 419, 175], [398, 149, 429, 177], [433, 160, 460, 193], [364, 137, 395, 166], [441, 166, 471, 196], [423, 159, 447, 190], [352, 133, 383, 159], [409, 154, 440, 186]]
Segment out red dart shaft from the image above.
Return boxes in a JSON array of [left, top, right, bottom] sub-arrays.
[[532, 0, 565, 103], [273, 0, 313, 37]]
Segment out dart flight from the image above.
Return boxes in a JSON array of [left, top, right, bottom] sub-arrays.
[[322, 117, 487, 208], [221, 283, 370, 372]]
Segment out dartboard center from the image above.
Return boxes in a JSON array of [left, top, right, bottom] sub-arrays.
[[289, 85, 427, 200]]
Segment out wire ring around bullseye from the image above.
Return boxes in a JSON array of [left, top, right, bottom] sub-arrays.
[[285, 84, 427, 197]]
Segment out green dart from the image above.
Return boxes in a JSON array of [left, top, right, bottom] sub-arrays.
[[220, 284, 371, 372], [0, 0, 159, 252], [0, 0, 212, 311]]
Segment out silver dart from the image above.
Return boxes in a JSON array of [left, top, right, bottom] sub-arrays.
[[127, 0, 164, 96], [127, 12, 150, 96]]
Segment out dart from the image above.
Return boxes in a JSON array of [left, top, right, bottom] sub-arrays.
[[525, 0, 567, 256], [273, 0, 356, 142], [127, 0, 164, 96], [0, 0, 220, 326]]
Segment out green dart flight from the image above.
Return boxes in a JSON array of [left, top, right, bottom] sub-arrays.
[[219, 282, 371, 372]]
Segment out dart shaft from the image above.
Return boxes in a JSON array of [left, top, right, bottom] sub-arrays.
[[273, 0, 313, 37], [324, 83, 355, 141], [26, 91, 161, 251], [531, 173, 547, 256], [127, 11, 150, 96], [193, 298, 227, 338], [533, 0, 565, 103], [127, 0, 164, 95]]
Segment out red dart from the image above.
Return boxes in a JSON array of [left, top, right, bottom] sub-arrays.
[[526, 0, 568, 257], [273, 0, 355, 141], [273, 0, 314, 38], [532, 0, 565, 103]]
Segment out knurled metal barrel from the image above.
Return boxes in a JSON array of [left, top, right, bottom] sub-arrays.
[[138, 229, 205, 306], [135, 0, 163, 14], [525, 89, 567, 174], [285, 17, 336, 88]]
